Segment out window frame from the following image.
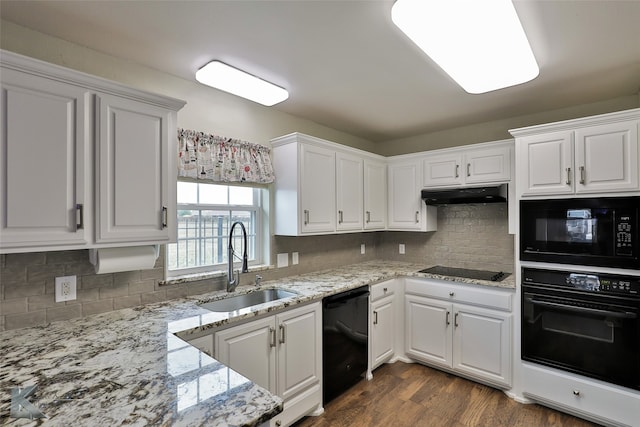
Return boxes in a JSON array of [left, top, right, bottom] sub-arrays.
[[166, 182, 264, 278]]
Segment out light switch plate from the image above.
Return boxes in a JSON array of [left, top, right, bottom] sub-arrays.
[[277, 253, 289, 268], [399, 244, 405, 254], [292, 252, 299, 265], [361, 244, 365, 255]]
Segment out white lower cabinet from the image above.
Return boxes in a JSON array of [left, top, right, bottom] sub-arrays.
[[369, 280, 396, 372], [523, 363, 640, 427], [215, 302, 322, 427], [404, 279, 512, 389]]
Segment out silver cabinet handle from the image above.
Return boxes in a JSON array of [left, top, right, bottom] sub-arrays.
[[455, 164, 459, 178], [76, 204, 84, 230], [304, 209, 309, 225], [415, 211, 420, 223], [338, 210, 343, 224], [566, 167, 572, 185], [373, 310, 378, 325], [579, 166, 586, 184], [162, 206, 168, 229], [279, 324, 285, 344], [366, 211, 371, 223], [270, 327, 276, 348], [454, 312, 459, 327], [467, 163, 471, 177], [446, 311, 450, 326]]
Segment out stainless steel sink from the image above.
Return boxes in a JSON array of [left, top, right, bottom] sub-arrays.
[[199, 289, 297, 312]]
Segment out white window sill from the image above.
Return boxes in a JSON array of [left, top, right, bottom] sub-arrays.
[[160, 264, 274, 287]]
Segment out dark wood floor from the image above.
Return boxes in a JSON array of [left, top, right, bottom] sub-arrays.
[[294, 362, 600, 427]]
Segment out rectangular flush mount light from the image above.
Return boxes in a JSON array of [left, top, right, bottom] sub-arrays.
[[196, 61, 289, 106], [391, 0, 539, 94]]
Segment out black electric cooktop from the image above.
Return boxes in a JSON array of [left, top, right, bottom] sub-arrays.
[[418, 265, 509, 282]]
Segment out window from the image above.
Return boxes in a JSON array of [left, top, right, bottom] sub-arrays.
[[167, 182, 263, 277]]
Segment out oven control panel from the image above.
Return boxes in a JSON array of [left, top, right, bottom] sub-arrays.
[[523, 268, 639, 296]]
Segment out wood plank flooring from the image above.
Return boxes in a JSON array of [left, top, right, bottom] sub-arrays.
[[294, 362, 600, 427]]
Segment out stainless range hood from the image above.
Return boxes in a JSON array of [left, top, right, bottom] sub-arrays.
[[421, 184, 508, 205]]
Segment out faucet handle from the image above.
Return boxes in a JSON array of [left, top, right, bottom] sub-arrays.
[[255, 275, 263, 286]]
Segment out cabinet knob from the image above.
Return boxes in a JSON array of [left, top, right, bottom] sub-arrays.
[[383, 287, 388, 293], [275, 421, 282, 427], [449, 291, 455, 297], [573, 390, 581, 396]]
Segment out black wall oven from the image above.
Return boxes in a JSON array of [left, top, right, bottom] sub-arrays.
[[520, 196, 639, 269], [521, 267, 640, 390]]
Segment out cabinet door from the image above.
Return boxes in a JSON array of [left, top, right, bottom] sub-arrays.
[[0, 69, 89, 249], [276, 303, 321, 400], [388, 161, 423, 230], [95, 93, 171, 243], [215, 317, 277, 394], [422, 153, 462, 187], [371, 295, 395, 369], [452, 305, 511, 388], [575, 120, 639, 193], [464, 146, 511, 184], [336, 152, 363, 231], [300, 144, 335, 233], [404, 295, 452, 369], [363, 159, 387, 230], [519, 131, 574, 196]]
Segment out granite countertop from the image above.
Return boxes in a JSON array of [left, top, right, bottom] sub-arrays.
[[0, 261, 515, 426]]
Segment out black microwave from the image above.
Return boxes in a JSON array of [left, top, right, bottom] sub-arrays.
[[520, 196, 639, 269]]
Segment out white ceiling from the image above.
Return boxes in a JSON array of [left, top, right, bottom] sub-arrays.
[[1, 0, 639, 142]]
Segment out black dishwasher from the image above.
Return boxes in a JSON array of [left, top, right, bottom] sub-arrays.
[[322, 286, 369, 404]]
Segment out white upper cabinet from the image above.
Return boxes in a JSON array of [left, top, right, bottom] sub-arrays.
[[513, 109, 639, 197], [363, 159, 387, 230], [387, 159, 437, 231], [272, 132, 386, 235], [0, 68, 90, 249], [0, 50, 185, 253], [575, 120, 638, 193], [336, 151, 364, 231], [422, 143, 511, 188], [95, 94, 172, 243]]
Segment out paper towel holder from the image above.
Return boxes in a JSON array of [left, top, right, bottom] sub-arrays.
[[88, 245, 160, 274]]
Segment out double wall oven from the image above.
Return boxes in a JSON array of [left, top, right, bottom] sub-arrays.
[[520, 196, 640, 391]]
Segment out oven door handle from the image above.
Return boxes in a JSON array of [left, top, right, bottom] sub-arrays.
[[527, 298, 637, 319]]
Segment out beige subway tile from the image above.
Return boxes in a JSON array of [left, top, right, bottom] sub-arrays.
[[0, 315, 5, 332], [6, 252, 46, 266], [82, 274, 113, 289], [4, 282, 45, 299], [46, 250, 86, 264], [83, 299, 114, 316], [141, 268, 164, 281], [27, 264, 65, 282], [46, 304, 82, 323], [99, 284, 129, 299], [141, 290, 167, 304], [0, 266, 28, 285], [113, 294, 141, 310], [1, 297, 28, 315], [75, 288, 100, 302], [186, 282, 215, 297], [65, 263, 96, 276], [113, 270, 141, 284], [5, 310, 46, 330], [166, 286, 188, 300], [128, 279, 155, 295], [27, 294, 58, 311]]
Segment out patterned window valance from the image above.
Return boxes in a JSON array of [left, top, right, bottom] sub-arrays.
[[177, 128, 275, 184]]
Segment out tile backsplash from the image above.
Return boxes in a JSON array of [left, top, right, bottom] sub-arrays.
[[0, 204, 514, 331]]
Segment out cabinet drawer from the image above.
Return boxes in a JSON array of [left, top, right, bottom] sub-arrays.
[[370, 279, 395, 301], [523, 363, 640, 427], [405, 278, 512, 312]]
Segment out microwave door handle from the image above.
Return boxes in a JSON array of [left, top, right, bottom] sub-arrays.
[[527, 297, 637, 319]]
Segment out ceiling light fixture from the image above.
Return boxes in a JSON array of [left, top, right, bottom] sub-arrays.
[[195, 61, 289, 106], [391, 0, 539, 94]]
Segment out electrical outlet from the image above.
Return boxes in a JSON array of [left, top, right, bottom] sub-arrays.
[[399, 244, 405, 254], [292, 252, 299, 265], [55, 275, 77, 302], [361, 244, 366, 255]]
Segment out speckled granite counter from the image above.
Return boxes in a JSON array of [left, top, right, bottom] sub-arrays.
[[0, 261, 514, 426]]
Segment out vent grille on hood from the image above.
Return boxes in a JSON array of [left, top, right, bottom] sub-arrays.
[[421, 184, 508, 205]]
